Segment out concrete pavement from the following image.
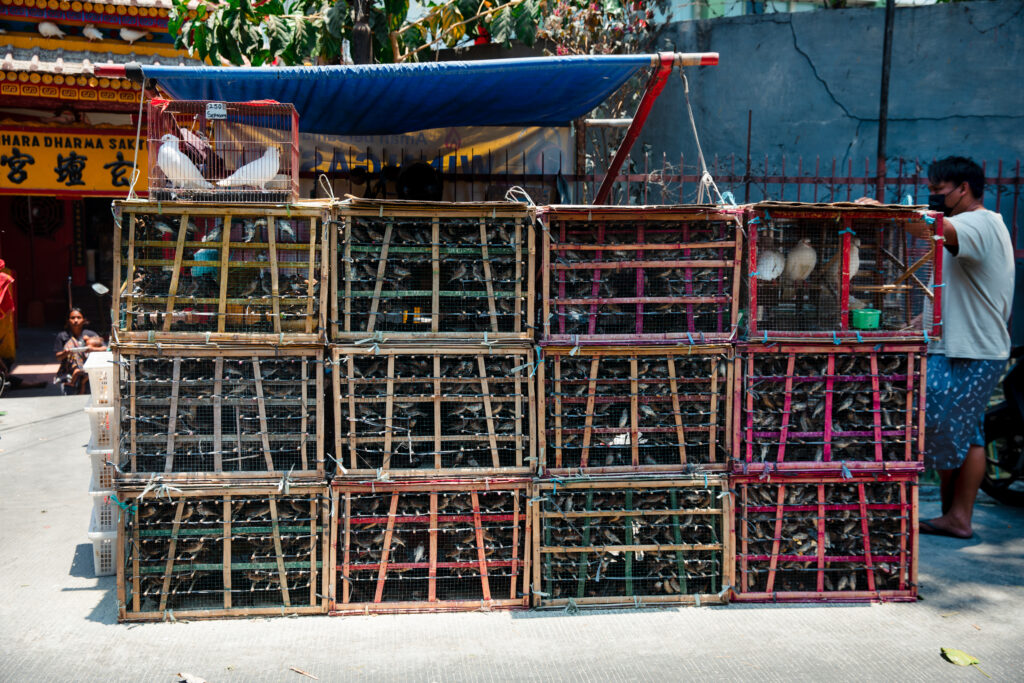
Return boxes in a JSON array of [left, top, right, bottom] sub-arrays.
[[1, 392, 1022, 682]]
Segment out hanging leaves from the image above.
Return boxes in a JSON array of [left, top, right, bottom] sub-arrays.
[[169, 0, 669, 66]]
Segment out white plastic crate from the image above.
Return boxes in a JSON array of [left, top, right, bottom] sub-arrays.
[[87, 437, 115, 490], [87, 509, 117, 577], [83, 351, 114, 406], [84, 401, 114, 450], [89, 478, 117, 533]]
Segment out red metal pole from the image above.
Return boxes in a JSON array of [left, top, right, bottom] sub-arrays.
[[593, 52, 718, 205]]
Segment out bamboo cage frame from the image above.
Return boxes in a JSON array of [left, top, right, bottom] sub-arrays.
[[539, 344, 733, 476], [532, 477, 733, 608], [732, 472, 918, 603], [330, 345, 537, 478], [113, 344, 325, 484], [112, 200, 330, 344], [734, 342, 926, 474], [116, 483, 329, 622], [330, 199, 535, 341], [329, 479, 531, 614], [539, 205, 744, 344], [744, 203, 943, 342]]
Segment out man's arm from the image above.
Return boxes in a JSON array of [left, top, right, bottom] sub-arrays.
[[940, 217, 959, 254]]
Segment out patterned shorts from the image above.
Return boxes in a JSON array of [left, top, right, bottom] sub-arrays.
[[925, 354, 1006, 470]]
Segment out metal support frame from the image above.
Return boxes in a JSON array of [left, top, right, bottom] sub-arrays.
[[593, 52, 719, 205]]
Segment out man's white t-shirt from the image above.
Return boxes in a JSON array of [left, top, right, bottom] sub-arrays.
[[927, 209, 1014, 360]]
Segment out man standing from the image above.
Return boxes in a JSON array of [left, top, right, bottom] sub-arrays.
[[920, 156, 1015, 539]]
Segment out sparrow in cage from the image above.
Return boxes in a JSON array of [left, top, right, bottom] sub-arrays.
[[157, 134, 214, 190], [217, 146, 281, 191]]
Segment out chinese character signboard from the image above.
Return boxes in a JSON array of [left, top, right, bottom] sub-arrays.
[[0, 124, 148, 197]]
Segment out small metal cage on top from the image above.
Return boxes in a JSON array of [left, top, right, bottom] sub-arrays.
[[146, 99, 299, 204]]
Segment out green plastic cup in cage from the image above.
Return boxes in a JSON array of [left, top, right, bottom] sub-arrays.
[[851, 308, 881, 329]]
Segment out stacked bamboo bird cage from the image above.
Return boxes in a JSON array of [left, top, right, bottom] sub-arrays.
[[327, 199, 536, 614], [532, 205, 745, 608], [109, 102, 333, 621], [732, 202, 943, 602]]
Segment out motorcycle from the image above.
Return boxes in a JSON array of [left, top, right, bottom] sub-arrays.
[[982, 353, 1024, 506]]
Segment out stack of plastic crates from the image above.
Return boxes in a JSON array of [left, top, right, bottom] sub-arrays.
[[532, 205, 745, 608], [328, 199, 536, 614], [732, 202, 943, 602], [85, 351, 117, 576]]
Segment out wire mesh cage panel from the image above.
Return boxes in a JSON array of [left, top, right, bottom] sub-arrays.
[[539, 345, 732, 475], [532, 477, 732, 608], [746, 203, 943, 341], [332, 200, 535, 341], [733, 473, 918, 602], [736, 343, 926, 474], [330, 480, 530, 614], [540, 206, 743, 343], [331, 346, 536, 477], [147, 99, 299, 204], [113, 201, 328, 343], [117, 485, 329, 621], [114, 345, 324, 483]]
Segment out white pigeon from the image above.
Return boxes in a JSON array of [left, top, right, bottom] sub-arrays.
[[755, 249, 785, 281], [156, 134, 213, 190], [827, 237, 861, 284], [783, 238, 817, 282], [119, 27, 152, 44], [216, 146, 280, 190], [38, 22, 66, 38], [82, 24, 103, 41]]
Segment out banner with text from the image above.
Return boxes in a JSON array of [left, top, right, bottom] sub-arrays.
[[0, 124, 147, 197]]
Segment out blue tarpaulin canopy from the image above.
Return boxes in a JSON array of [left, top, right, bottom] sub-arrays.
[[135, 55, 666, 136]]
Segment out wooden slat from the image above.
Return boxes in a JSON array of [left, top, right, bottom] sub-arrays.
[[510, 492, 520, 601], [374, 492, 401, 603], [514, 353, 524, 468], [669, 489, 687, 594], [765, 484, 786, 594], [624, 489, 634, 596], [579, 358, 600, 467], [164, 358, 181, 472], [775, 354, 797, 463], [383, 355, 395, 471], [158, 499, 186, 613], [342, 492, 352, 605], [553, 358, 563, 468], [217, 217, 232, 333], [305, 216, 317, 335], [431, 218, 440, 333], [223, 495, 232, 609], [365, 220, 393, 334], [477, 356, 501, 468], [129, 356, 138, 473], [870, 353, 884, 462], [666, 357, 688, 464], [267, 215, 282, 334], [709, 357, 719, 463], [525, 219, 534, 337], [857, 483, 877, 593], [433, 355, 442, 469], [346, 356, 357, 470], [629, 358, 640, 466], [514, 218, 523, 334], [576, 490, 594, 598], [586, 222, 605, 335], [252, 357, 275, 471], [309, 495, 318, 607], [268, 497, 292, 607], [131, 505, 141, 612], [471, 491, 492, 602], [429, 493, 438, 602], [816, 483, 826, 593], [479, 218, 499, 333], [213, 358, 223, 474], [342, 217, 352, 334], [161, 214, 191, 331], [123, 213, 135, 330], [299, 358, 309, 471]]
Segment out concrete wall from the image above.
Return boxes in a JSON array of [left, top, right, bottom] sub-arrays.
[[640, 0, 1024, 202]]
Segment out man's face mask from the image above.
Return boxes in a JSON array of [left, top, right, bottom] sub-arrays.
[[928, 183, 965, 216]]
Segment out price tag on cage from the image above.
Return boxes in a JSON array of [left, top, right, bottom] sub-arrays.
[[205, 102, 228, 120]]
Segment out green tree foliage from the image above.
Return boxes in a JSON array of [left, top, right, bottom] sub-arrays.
[[169, 0, 670, 66]]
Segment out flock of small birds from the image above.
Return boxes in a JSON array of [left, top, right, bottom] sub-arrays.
[[37, 20, 151, 43], [738, 481, 908, 593], [745, 352, 914, 464], [540, 487, 722, 598], [342, 490, 525, 603], [129, 495, 321, 611]]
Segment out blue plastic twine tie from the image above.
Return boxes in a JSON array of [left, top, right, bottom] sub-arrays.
[[838, 227, 856, 236], [749, 271, 760, 278], [832, 331, 840, 345], [921, 214, 936, 225], [763, 330, 768, 344], [686, 331, 694, 345], [856, 331, 863, 343], [749, 217, 761, 225], [841, 461, 853, 480], [923, 330, 929, 344]]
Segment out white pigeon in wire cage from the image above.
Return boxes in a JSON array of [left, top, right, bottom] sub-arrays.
[[217, 145, 281, 191], [156, 134, 213, 190]]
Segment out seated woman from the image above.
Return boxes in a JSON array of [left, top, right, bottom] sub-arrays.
[[54, 308, 106, 395]]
